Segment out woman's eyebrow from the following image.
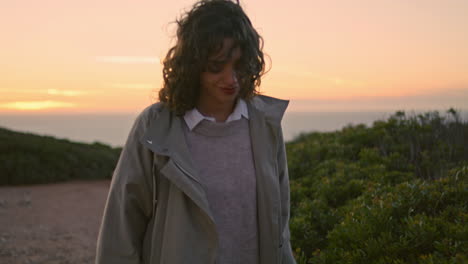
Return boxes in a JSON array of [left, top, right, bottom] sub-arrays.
[[209, 44, 240, 64]]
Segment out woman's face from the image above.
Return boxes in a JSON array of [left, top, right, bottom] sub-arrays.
[[198, 38, 242, 110]]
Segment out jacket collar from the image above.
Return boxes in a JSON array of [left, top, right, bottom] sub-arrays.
[[140, 95, 289, 159], [183, 98, 250, 131]]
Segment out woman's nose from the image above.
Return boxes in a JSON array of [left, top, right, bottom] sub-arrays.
[[222, 67, 238, 86]]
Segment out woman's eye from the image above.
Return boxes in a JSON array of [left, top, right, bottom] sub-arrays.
[[207, 63, 223, 73]]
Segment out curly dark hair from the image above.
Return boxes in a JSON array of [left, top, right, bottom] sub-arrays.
[[159, 0, 266, 115]]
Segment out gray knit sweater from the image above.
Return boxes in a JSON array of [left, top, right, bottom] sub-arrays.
[[183, 118, 259, 264]]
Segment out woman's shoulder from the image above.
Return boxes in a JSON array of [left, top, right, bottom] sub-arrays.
[[129, 102, 169, 134], [139, 102, 166, 120], [249, 95, 289, 125]]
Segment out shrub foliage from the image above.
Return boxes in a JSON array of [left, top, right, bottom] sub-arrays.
[[288, 109, 468, 264], [0, 127, 121, 185]]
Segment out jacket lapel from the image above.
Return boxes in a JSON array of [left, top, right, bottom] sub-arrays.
[[139, 106, 215, 223]]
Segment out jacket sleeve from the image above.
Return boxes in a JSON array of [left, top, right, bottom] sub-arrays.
[[96, 109, 154, 264], [278, 128, 297, 264]]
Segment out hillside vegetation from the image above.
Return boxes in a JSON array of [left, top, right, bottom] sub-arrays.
[[1, 109, 467, 263], [287, 109, 468, 264], [0, 127, 120, 185]]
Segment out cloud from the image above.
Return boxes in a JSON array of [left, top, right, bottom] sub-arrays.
[[269, 70, 368, 88], [328, 77, 344, 86], [46, 89, 88, 96], [0, 88, 90, 96], [95, 56, 160, 64], [0, 101, 76, 110], [103, 83, 156, 89]]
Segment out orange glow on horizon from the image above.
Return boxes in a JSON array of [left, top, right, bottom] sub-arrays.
[[1, 0, 467, 113], [0, 101, 76, 111]]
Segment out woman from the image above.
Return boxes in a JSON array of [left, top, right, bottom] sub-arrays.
[[96, 1, 296, 263]]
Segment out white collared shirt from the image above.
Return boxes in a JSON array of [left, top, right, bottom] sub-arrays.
[[183, 99, 249, 131]]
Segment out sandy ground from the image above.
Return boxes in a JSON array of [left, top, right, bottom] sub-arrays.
[[0, 180, 110, 264]]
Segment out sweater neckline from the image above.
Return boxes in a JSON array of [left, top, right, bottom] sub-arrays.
[[190, 118, 248, 137]]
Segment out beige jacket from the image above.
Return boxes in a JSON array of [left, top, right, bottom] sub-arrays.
[[96, 95, 296, 264]]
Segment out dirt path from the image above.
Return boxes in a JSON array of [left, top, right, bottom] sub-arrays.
[[0, 180, 110, 264]]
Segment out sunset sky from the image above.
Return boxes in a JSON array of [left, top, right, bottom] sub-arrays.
[[1, 0, 467, 113]]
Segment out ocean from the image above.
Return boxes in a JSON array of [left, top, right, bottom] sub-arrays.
[[1, 110, 465, 147]]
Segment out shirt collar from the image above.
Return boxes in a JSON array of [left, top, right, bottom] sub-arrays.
[[183, 99, 249, 131]]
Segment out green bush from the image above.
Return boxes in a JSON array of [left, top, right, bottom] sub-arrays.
[[0, 127, 121, 185], [288, 109, 468, 263]]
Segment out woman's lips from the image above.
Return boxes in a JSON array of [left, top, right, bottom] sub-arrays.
[[221, 87, 236, 95]]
